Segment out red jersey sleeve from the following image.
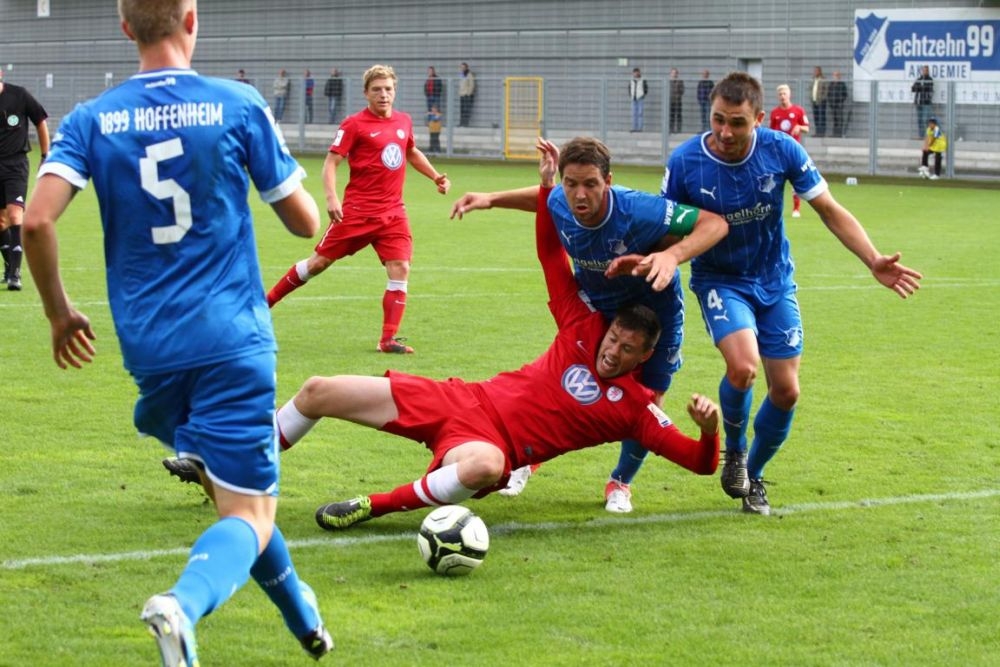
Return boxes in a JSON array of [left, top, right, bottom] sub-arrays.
[[635, 402, 720, 474], [536, 186, 592, 329]]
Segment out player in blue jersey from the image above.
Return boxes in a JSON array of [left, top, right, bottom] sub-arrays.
[[22, 1, 332, 664], [652, 71, 922, 515], [450, 136, 728, 512]]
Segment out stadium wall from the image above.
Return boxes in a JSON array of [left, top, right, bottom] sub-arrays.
[[0, 0, 996, 175]]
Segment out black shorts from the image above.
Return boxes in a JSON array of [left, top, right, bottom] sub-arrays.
[[0, 156, 29, 209]]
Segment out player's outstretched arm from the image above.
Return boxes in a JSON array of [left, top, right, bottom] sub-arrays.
[[810, 191, 923, 299], [870, 252, 923, 298], [450, 186, 540, 219]]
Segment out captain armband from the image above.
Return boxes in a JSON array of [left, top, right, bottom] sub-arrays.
[[666, 202, 699, 236]]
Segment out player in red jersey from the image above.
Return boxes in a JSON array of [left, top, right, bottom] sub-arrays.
[[284, 141, 721, 530], [769, 84, 810, 218], [267, 64, 451, 353]]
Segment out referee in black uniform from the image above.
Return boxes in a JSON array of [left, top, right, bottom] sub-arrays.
[[0, 68, 49, 290]]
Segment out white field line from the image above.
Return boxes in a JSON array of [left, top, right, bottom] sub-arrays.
[[1, 275, 997, 311], [4, 488, 997, 571]]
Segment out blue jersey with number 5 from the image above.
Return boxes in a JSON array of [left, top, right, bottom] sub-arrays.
[[42, 68, 305, 374], [663, 127, 826, 303]]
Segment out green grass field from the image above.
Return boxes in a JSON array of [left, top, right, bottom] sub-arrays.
[[1, 155, 998, 666]]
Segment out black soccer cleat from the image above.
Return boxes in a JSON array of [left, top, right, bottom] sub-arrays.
[[315, 496, 373, 530], [162, 457, 204, 486]]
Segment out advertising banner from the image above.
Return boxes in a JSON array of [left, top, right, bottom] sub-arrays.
[[853, 8, 1000, 104]]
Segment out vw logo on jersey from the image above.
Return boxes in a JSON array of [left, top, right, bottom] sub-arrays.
[[381, 143, 404, 170], [561, 364, 602, 405], [7, 114, 20, 127]]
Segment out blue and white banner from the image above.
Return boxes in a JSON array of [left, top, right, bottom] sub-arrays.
[[853, 8, 1000, 104]]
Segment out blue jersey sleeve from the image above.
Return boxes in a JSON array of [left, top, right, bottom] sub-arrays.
[[778, 132, 826, 201]]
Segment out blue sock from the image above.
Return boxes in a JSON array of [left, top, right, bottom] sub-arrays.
[[170, 516, 259, 623], [610, 439, 650, 485], [251, 526, 318, 639], [747, 397, 795, 479], [719, 376, 753, 452]]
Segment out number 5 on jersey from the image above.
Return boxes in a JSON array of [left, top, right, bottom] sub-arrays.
[[139, 138, 192, 245]]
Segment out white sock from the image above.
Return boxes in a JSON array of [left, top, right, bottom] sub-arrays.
[[276, 400, 318, 448], [386, 279, 407, 292], [415, 463, 476, 505], [295, 259, 312, 282]]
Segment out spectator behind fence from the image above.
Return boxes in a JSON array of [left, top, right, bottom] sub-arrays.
[[629, 68, 648, 132], [669, 68, 685, 134], [324, 68, 343, 124], [810, 66, 828, 137], [911, 65, 934, 138], [424, 66, 442, 112], [273, 68, 290, 121], [304, 69, 315, 123], [828, 71, 849, 137], [697, 69, 714, 132], [459, 62, 475, 126]]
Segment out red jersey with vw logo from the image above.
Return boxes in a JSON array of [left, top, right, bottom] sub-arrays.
[[769, 104, 809, 143], [329, 107, 414, 214], [468, 188, 718, 473]]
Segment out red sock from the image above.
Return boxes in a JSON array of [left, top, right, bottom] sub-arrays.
[[369, 481, 430, 517], [381, 289, 407, 342], [267, 265, 308, 308]]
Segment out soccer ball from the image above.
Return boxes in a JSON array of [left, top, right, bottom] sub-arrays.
[[416, 505, 489, 576]]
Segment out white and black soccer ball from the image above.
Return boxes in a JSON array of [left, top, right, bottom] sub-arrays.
[[416, 505, 489, 576]]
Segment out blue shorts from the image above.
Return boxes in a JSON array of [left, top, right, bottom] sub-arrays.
[[133, 351, 280, 496], [692, 283, 803, 359]]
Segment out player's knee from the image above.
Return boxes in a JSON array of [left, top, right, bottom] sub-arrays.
[[770, 383, 800, 410], [726, 363, 757, 390], [296, 375, 332, 413], [460, 449, 505, 489]]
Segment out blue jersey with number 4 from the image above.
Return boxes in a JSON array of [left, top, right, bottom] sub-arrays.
[[663, 127, 826, 302], [42, 68, 305, 374]]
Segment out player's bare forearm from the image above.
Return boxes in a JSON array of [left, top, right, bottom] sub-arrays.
[[408, 148, 450, 194], [812, 192, 922, 297], [450, 186, 539, 219], [272, 187, 320, 238]]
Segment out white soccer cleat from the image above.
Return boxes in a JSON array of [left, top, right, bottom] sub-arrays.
[[498, 465, 534, 497], [918, 165, 930, 179], [604, 479, 633, 513], [141, 593, 199, 667], [928, 174, 939, 180]]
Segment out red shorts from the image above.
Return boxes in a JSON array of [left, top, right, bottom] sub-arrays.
[[381, 370, 512, 496], [314, 207, 412, 264]]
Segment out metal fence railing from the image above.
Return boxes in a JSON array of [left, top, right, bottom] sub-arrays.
[[22, 74, 1000, 179]]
